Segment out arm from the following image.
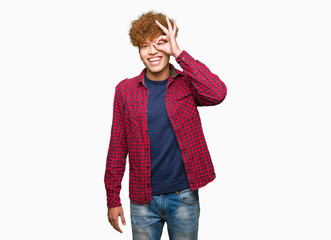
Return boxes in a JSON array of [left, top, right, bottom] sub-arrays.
[[176, 50, 227, 106], [104, 87, 127, 208], [154, 17, 227, 106], [104, 87, 128, 231]]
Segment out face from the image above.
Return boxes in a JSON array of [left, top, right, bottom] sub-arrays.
[[139, 37, 170, 80]]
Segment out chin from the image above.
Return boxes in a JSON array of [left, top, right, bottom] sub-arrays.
[[148, 66, 165, 73]]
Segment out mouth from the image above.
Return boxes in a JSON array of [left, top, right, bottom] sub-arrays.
[[148, 56, 162, 66]]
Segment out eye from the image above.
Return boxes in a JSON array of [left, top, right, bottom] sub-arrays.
[[157, 41, 165, 46], [141, 44, 148, 49]]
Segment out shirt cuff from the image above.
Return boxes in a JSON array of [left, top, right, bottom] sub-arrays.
[[175, 50, 196, 64]]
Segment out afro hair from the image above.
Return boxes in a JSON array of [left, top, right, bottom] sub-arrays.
[[129, 11, 178, 48]]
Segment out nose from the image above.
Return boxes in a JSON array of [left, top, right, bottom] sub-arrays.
[[148, 44, 158, 54]]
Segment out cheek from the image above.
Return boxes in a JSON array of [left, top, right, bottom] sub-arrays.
[[140, 57, 148, 67], [163, 55, 170, 63], [139, 49, 146, 60], [140, 55, 147, 65]]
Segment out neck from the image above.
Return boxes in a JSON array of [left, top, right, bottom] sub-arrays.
[[146, 65, 170, 81]]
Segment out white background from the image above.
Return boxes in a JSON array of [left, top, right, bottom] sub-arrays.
[[1, 0, 330, 239]]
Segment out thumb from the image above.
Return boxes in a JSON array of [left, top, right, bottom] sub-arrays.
[[120, 210, 126, 226], [153, 43, 163, 51]]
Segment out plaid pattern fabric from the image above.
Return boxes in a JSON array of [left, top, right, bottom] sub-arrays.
[[105, 51, 227, 208]]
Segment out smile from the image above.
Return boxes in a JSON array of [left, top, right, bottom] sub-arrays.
[[148, 57, 162, 65]]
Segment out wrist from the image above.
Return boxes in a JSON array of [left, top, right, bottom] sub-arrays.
[[173, 49, 182, 58]]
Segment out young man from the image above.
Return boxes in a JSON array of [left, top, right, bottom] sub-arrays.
[[105, 11, 227, 240]]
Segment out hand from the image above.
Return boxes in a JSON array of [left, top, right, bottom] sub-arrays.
[[108, 206, 126, 233], [154, 16, 182, 58]]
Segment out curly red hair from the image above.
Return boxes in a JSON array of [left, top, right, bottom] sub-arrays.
[[129, 11, 178, 48]]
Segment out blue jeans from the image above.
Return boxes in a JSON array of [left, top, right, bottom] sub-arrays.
[[130, 188, 200, 240]]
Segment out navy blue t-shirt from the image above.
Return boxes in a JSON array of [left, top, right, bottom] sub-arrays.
[[145, 74, 189, 195]]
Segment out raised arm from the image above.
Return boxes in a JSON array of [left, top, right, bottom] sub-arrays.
[[154, 16, 227, 106]]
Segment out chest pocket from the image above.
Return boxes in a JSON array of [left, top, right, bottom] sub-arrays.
[[175, 90, 199, 120], [124, 100, 143, 139]]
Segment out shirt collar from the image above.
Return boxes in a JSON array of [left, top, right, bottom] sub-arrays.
[[138, 64, 183, 86]]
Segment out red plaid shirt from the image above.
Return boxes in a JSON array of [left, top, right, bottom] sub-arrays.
[[105, 51, 227, 208]]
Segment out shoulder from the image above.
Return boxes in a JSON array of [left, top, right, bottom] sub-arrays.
[[115, 75, 140, 92]]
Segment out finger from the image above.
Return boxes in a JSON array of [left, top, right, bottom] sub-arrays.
[[153, 35, 167, 50], [120, 211, 126, 226], [166, 16, 173, 33], [109, 219, 115, 230], [153, 41, 168, 52], [155, 20, 169, 34], [155, 35, 168, 43], [108, 215, 113, 225], [113, 218, 122, 233], [152, 42, 163, 51], [173, 20, 177, 35], [109, 218, 115, 228]]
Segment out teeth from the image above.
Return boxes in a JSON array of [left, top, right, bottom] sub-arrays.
[[149, 57, 161, 62]]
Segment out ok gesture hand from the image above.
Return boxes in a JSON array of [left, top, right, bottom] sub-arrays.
[[154, 16, 182, 58]]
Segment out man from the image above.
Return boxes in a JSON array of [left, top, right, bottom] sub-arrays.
[[105, 11, 227, 240]]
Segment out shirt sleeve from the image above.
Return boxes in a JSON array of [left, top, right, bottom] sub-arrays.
[[104, 86, 128, 208], [176, 50, 227, 106]]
